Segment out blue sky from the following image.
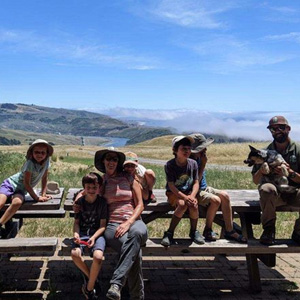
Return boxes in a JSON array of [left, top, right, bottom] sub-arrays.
[[1, 1, 300, 139]]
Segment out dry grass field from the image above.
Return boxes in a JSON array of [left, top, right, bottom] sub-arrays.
[[0, 135, 270, 165]]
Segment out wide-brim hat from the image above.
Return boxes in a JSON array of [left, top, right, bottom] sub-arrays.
[[94, 147, 126, 173], [27, 139, 54, 158], [123, 151, 139, 166], [172, 135, 195, 148], [46, 181, 60, 194], [189, 133, 214, 153]]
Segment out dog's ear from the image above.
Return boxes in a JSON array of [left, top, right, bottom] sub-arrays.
[[249, 145, 257, 152]]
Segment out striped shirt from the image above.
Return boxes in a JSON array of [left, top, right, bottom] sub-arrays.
[[103, 172, 135, 224]]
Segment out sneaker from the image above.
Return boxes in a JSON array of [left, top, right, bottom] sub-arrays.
[[161, 231, 173, 247], [259, 227, 275, 245], [203, 227, 217, 242], [292, 231, 300, 245], [106, 283, 121, 300], [190, 230, 205, 245], [82, 283, 97, 300]]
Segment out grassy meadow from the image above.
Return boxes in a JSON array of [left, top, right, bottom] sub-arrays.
[[0, 137, 298, 240]]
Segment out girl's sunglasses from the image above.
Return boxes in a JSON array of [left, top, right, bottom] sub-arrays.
[[33, 150, 47, 155]]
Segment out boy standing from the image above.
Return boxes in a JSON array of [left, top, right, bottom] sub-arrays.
[[71, 173, 107, 300], [161, 136, 204, 246]]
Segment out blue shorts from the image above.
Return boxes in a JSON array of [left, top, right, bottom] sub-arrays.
[[71, 235, 106, 257], [0, 179, 25, 202]]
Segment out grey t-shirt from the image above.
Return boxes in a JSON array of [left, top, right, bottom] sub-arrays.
[[165, 158, 198, 194], [8, 158, 50, 192], [75, 195, 108, 236]]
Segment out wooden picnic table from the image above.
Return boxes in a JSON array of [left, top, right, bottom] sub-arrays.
[[63, 187, 300, 292], [0, 188, 66, 238]]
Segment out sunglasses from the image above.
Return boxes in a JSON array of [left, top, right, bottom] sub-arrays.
[[269, 125, 287, 133], [33, 150, 47, 155], [105, 156, 119, 162]]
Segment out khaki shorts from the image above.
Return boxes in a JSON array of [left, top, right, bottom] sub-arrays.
[[197, 186, 222, 207]]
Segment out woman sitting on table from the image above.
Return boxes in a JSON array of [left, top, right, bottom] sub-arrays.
[[94, 147, 148, 300]]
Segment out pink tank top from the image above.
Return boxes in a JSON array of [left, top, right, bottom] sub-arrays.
[[103, 172, 135, 223]]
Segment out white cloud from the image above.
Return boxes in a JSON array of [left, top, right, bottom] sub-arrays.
[[264, 32, 300, 43], [93, 107, 300, 141], [260, 3, 300, 23], [136, 0, 241, 29], [0, 28, 160, 69], [177, 35, 293, 73]]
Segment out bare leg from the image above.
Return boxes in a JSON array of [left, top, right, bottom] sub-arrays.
[[218, 191, 233, 232], [0, 194, 23, 225], [144, 169, 156, 191], [71, 248, 90, 278], [205, 196, 221, 228], [87, 250, 103, 291], [0, 195, 8, 219]]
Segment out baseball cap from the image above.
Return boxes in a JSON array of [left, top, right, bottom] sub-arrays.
[[267, 116, 289, 129], [172, 135, 194, 148], [124, 151, 139, 166]]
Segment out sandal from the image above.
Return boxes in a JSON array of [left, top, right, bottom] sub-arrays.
[[224, 230, 247, 244]]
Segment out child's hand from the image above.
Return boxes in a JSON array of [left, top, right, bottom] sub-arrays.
[[73, 233, 80, 244], [88, 237, 95, 248], [185, 195, 198, 208], [73, 203, 81, 213], [37, 196, 51, 202]]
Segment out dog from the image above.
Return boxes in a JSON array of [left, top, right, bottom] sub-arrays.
[[244, 145, 297, 193]]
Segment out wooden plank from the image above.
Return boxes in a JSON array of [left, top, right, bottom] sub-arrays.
[[140, 238, 300, 256], [13, 208, 66, 218], [1, 188, 65, 211], [64, 188, 300, 213], [25, 187, 64, 200], [0, 237, 57, 254], [60, 237, 300, 256]]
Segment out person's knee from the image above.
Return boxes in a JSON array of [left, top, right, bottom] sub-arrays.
[[259, 184, 278, 201], [93, 250, 103, 262], [210, 196, 221, 207], [175, 202, 188, 216], [71, 248, 81, 259], [11, 197, 23, 208], [129, 222, 147, 240]]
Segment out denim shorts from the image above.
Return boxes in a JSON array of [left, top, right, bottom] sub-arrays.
[[0, 179, 25, 202], [71, 235, 106, 257]]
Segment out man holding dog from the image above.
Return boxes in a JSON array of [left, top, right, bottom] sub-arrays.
[[252, 116, 300, 245]]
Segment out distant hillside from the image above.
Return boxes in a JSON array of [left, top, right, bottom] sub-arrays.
[[0, 103, 173, 145]]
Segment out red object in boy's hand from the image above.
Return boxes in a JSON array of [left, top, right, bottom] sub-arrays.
[[79, 240, 89, 246]]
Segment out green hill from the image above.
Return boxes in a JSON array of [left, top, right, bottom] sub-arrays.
[[0, 103, 173, 145]]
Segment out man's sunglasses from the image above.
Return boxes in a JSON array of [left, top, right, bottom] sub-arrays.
[[269, 125, 287, 133], [105, 156, 119, 162]]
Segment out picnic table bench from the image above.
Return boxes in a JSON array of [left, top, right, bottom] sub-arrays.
[[63, 188, 300, 293], [0, 237, 58, 255], [0, 188, 66, 228], [0, 188, 65, 255]]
